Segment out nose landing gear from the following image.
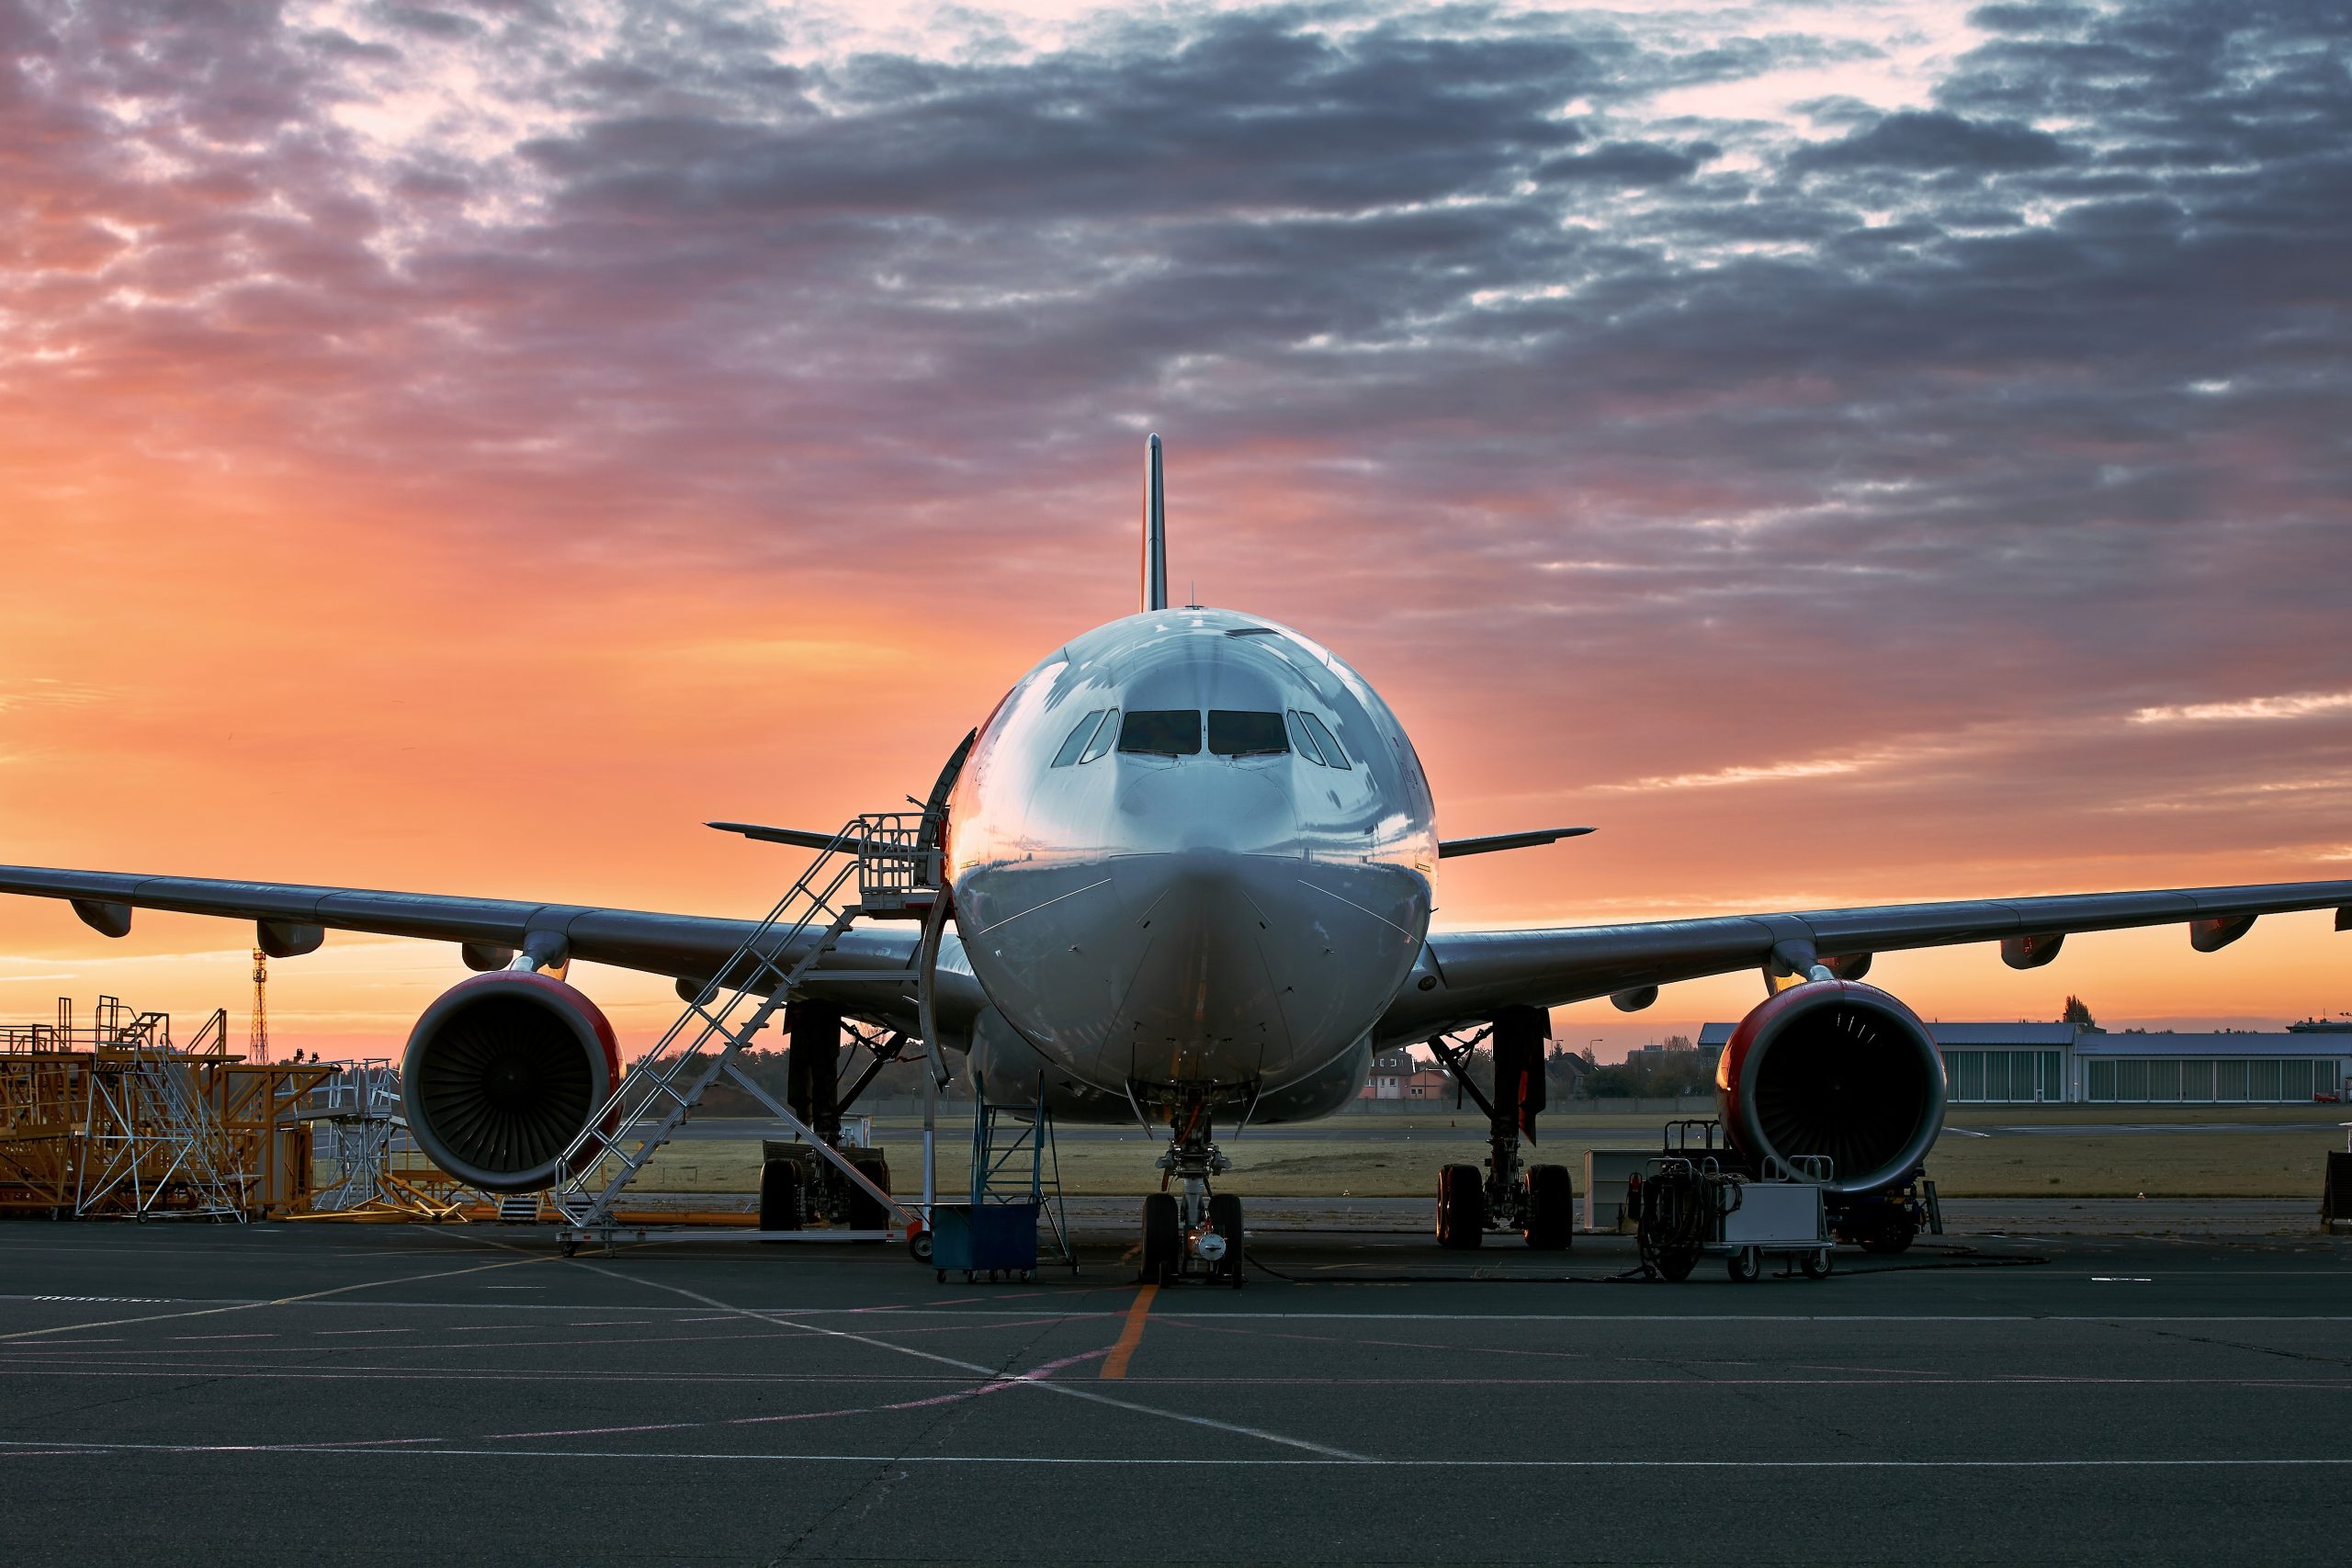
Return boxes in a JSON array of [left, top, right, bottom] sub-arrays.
[[1136, 1102, 1246, 1287]]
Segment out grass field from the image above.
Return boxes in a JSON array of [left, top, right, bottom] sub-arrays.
[[616, 1104, 2352, 1200]]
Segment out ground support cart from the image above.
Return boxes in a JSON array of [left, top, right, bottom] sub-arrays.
[[928, 1201, 1040, 1283], [1631, 1123, 1834, 1282]]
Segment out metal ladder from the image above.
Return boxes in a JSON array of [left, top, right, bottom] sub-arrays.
[[548, 814, 934, 1246], [968, 1075, 1074, 1269]]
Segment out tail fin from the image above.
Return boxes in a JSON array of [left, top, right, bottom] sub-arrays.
[[1141, 433, 1168, 613]]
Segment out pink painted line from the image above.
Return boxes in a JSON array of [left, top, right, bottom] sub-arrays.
[[487, 1418, 703, 1439], [486, 1348, 1110, 1442]]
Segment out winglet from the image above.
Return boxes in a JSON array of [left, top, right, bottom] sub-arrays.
[[1141, 433, 1169, 613]]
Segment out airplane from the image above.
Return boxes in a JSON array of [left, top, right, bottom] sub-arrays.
[[5, 434, 2348, 1280]]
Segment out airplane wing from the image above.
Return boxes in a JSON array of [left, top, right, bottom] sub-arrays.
[[1381, 878, 2352, 1042], [0, 863, 950, 1027], [1437, 828, 1594, 859]]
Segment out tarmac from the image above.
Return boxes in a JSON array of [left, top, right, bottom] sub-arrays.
[[1, 1205, 2346, 1566]]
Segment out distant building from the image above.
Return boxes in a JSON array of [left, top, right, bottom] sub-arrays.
[[1359, 1048, 1454, 1100], [1694, 1018, 2350, 1105]]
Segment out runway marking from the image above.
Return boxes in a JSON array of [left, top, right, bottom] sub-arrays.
[[514, 1241, 1371, 1461], [1100, 1284, 1157, 1380], [6, 1438, 2352, 1471], [1, 1365, 2346, 1391], [488, 1346, 1109, 1439], [0, 1253, 558, 1344], [13, 1300, 2352, 1327]]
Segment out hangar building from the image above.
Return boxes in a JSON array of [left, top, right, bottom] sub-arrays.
[[1694, 1018, 2350, 1106]]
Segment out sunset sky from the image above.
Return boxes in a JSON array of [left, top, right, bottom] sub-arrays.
[[2, 0, 2347, 1062]]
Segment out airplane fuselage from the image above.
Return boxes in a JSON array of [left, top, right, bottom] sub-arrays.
[[946, 606, 1439, 1119]]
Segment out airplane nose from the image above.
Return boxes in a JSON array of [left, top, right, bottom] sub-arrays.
[[1113, 761, 1293, 855], [1103, 841, 1295, 1085]]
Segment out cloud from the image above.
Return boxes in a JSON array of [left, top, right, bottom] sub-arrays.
[[2130, 691, 2352, 725], [1534, 140, 1714, 186], [3, 0, 2350, 1048], [1791, 107, 2070, 171]]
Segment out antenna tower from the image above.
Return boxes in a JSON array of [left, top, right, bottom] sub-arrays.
[[249, 949, 268, 1064]]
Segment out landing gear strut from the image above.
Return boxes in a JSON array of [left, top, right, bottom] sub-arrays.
[[1136, 1100, 1245, 1287], [1428, 1007, 1574, 1250]]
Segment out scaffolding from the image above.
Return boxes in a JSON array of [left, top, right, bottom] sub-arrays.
[[295, 1059, 477, 1221], [0, 996, 332, 1220]]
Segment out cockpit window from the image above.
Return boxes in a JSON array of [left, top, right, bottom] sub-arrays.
[[1117, 709, 1201, 756], [1079, 707, 1120, 763], [1050, 709, 1109, 768], [1298, 712, 1351, 770], [1207, 710, 1287, 757], [1285, 709, 1325, 765]]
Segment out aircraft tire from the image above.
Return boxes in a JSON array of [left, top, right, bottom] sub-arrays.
[[1208, 1192, 1245, 1285], [1521, 1163, 1574, 1250], [1860, 1209, 1918, 1254], [1141, 1192, 1182, 1283], [759, 1159, 802, 1235], [1436, 1164, 1483, 1249], [845, 1153, 892, 1235]]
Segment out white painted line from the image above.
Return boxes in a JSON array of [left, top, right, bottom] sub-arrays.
[[3, 1439, 2350, 1471]]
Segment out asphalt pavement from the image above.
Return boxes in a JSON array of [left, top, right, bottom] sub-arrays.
[[1, 1211, 2346, 1565], [668, 1115, 2348, 1142]]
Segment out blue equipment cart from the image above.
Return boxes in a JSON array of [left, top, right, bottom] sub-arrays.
[[928, 1201, 1041, 1282]]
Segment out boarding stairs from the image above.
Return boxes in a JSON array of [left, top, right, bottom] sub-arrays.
[[549, 812, 947, 1249]]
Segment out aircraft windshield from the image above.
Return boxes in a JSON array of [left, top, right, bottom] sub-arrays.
[[1207, 710, 1287, 757], [1049, 708, 1109, 768], [1117, 709, 1202, 756], [1298, 712, 1351, 770], [1285, 710, 1325, 764]]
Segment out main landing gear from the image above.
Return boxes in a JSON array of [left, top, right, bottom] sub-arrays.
[[1832, 1183, 1929, 1254], [1137, 1101, 1245, 1288], [1428, 1006, 1575, 1251]]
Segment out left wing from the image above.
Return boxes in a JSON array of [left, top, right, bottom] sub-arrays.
[[1380, 878, 2352, 1042]]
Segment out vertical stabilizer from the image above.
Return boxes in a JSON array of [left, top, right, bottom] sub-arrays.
[[1141, 433, 1169, 613]]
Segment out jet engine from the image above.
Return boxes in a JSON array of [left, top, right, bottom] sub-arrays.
[[400, 971, 619, 1192], [1715, 978, 1945, 1197]]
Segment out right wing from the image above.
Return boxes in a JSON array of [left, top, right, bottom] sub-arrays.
[[1437, 828, 1594, 859], [1382, 877, 2352, 1041]]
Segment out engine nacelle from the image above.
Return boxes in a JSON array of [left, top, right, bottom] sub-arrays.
[[1715, 979, 1945, 1197], [400, 971, 619, 1193]]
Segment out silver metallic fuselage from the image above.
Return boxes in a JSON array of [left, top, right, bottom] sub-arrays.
[[946, 607, 1438, 1121]]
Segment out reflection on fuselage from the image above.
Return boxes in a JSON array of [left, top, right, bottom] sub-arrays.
[[946, 608, 1439, 1119]]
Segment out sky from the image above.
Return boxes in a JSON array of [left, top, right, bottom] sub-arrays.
[[1, 0, 2347, 1062]]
